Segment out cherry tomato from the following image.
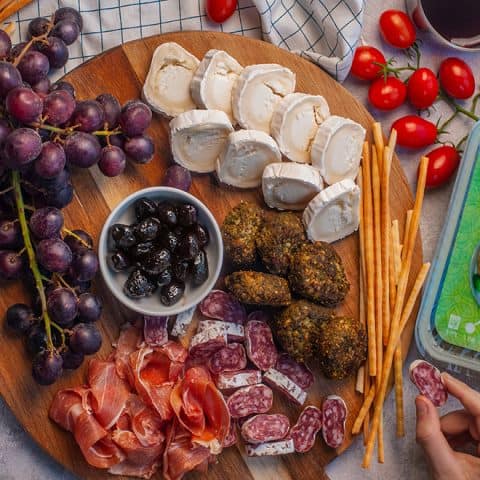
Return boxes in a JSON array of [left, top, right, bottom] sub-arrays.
[[423, 145, 460, 188], [206, 0, 237, 23], [368, 76, 407, 110], [439, 57, 475, 99], [379, 10, 416, 49], [407, 68, 439, 109], [351, 46, 386, 81], [391, 115, 437, 149]]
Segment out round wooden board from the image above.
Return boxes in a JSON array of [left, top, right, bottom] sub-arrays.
[[0, 32, 423, 480]]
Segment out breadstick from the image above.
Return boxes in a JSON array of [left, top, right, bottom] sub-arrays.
[[389, 228, 397, 314], [378, 412, 385, 463], [394, 345, 405, 436], [363, 356, 370, 444], [352, 385, 376, 434], [356, 365, 365, 393], [372, 122, 384, 169], [388, 128, 397, 153], [392, 220, 401, 285], [402, 210, 413, 262]]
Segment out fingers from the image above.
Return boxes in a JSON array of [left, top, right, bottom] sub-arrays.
[[442, 373, 480, 416], [440, 409, 471, 436], [455, 451, 480, 479]]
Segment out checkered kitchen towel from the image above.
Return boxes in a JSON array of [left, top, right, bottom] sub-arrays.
[[8, 0, 364, 82]]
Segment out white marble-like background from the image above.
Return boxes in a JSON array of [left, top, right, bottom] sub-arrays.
[[0, 0, 479, 479]]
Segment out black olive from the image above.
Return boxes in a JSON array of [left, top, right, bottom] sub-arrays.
[[177, 203, 198, 227], [176, 232, 200, 260], [160, 280, 185, 306], [111, 223, 137, 249], [134, 197, 157, 221], [193, 223, 209, 247], [110, 250, 131, 271], [157, 202, 178, 227], [123, 269, 156, 298], [131, 241, 155, 260], [134, 217, 161, 242], [158, 230, 179, 252], [172, 259, 189, 281], [157, 268, 172, 287], [191, 249, 209, 286], [142, 248, 172, 276]]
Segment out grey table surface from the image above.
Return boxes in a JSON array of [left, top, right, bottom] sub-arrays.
[[0, 0, 479, 479]]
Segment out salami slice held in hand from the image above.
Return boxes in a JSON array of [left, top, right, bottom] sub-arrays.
[[245, 320, 278, 371], [199, 289, 247, 324], [226, 384, 273, 418], [322, 395, 347, 449], [208, 342, 247, 375], [409, 360, 448, 407], [290, 405, 323, 453], [241, 413, 290, 444]]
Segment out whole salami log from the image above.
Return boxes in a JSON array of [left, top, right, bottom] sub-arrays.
[[198, 319, 245, 342], [245, 320, 278, 371], [208, 343, 247, 375], [409, 360, 448, 407], [226, 384, 274, 418], [275, 353, 314, 390], [188, 324, 227, 363], [290, 405, 323, 453], [143, 315, 169, 347], [322, 395, 347, 449], [246, 439, 295, 457], [199, 289, 247, 324], [263, 368, 307, 405], [223, 420, 238, 448], [241, 414, 290, 444], [215, 369, 262, 390]]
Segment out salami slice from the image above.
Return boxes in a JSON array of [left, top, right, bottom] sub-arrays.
[[321, 395, 347, 449], [246, 439, 295, 457], [409, 360, 448, 407], [247, 310, 271, 323], [245, 320, 277, 371], [290, 405, 323, 453], [226, 384, 273, 418], [263, 368, 307, 405], [198, 319, 245, 342], [223, 420, 238, 448], [275, 353, 314, 390], [241, 414, 290, 444], [208, 343, 247, 375], [143, 315, 169, 346], [216, 369, 262, 390], [199, 289, 247, 324], [171, 305, 196, 338], [188, 324, 227, 362]]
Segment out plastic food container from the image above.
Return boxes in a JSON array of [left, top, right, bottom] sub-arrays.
[[416, 122, 480, 377]]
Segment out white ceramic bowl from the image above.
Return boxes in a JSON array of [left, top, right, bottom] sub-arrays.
[[98, 187, 223, 316]]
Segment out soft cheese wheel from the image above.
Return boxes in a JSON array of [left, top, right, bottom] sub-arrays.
[[190, 49, 243, 122], [311, 115, 366, 185], [232, 64, 295, 133], [216, 130, 281, 188], [262, 162, 323, 211], [170, 109, 233, 173], [271, 93, 330, 164], [303, 179, 360, 243], [142, 42, 199, 118]]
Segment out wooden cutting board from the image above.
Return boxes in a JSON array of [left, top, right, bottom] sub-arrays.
[[0, 32, 423, 480]]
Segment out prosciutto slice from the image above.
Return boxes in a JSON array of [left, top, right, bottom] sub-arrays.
[[114, 324, 143, 385]]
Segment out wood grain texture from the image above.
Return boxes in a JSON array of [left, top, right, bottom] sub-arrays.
[[0, 32, 423, 480]]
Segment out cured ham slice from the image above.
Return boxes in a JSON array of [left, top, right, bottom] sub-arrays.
[[114, 324, 143, 385]]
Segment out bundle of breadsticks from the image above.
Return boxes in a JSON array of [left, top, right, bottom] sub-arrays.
[[353, 122, 431, 467]]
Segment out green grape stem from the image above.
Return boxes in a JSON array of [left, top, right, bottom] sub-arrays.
[[11, 170, 55, 351]]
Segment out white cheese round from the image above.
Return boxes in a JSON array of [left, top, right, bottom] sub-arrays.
[[262, 162, 323, 211], [311, 115, 366, 185], [142, 42, 199, 118], [303, 179, 360, 243], [170, 109, 233, 173], [190, 49, 243, 123], [271, 93, 330, 164], [231, 64, 295, 134], [216, 130, 281, 188]]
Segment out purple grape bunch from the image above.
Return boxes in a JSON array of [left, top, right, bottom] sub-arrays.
[[0, 7, 155, 386]]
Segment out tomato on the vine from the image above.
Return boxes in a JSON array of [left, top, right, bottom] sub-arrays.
[[407, 68, 439, 109], [351, 46, 386, 81], [423, 145, 460, 188], [392, 115, 437, 148], [379, 10, 416, 49], [368, 76, 407, 110], [439, 57, 475, 99], [206, 0, 237, 23]]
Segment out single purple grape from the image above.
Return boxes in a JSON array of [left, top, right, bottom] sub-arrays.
[[69, 323, 101, 355], [64, 131, 101, 168], [77, 293, 102, 323], [64, 229, 93, 254], [0, 219, 22, 248], [42, 182, 73, 208], [9, 42, 29, 61], [5, 303, 34, 334], [50, 20, 80, 46], [71, 100, 104, 132], [28, 17, 50, 38], [18, 50, 50, 85], [70, 250, 98, 282], [61, 348, 84, 369], [36, 237, 72, 273], [124, 135, 154, 164], [0, 61, 22, 97], [32, 350, 63, 385], [0, 118, 11, 145], [54, 7, 83, 31], [119, 101, 152, 137], [43, 89, 76, 125], [32, 76, 51, 95], [38, 36, 68, 69], [95, 93, 121, 128], [163, 165, 192, 192], [3, 128, 42, 169], [47, 287, 78, 326], [108, 134, 125, 149], [5, 86, 43, 123], [29, 206, 64, 239], [98, 145, 126, 177], [0, 250, 24, 279], [49, 80, 75, 98], [0, 30, 11, 58], [34, 142, 66, 179]]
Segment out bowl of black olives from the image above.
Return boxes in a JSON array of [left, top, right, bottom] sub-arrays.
[[98, 187, 223, 316]]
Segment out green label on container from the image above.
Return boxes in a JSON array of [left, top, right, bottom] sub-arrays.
[[434, 153, 480, 351]]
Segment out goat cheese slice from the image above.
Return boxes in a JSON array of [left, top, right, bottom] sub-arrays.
[[170, 109, 233, 173], [271, 93, 330, 164], [216, 130, 281, 188], [311, 115, 366, 185], [303, 179, 360, 243], [231, 64, 295, 133], [262, 162, 323, 211], [142, 42, 199, 118], [190, 49, 243, 122]]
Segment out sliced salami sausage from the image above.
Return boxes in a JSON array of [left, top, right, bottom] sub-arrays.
[[290, 405, 323, 453], [208, 343, 247, 375], [275, 353, 314, 390], [223, 420, 238, 448], [199, 289, 247, 324], [215, 369, 262, 391], [263, 368, 307, 405], [322, 395, 347, 449], [246, 439, 295, 457], [188, 324, 227, 363], [409, 360, 448, 407], [245, 320, 277, 371], [171, 305, 196, 338], [198, 319, 245, 342], [143, 315, 169, 346], [226, 384, 273, 418], [241, 414, 290, 444]]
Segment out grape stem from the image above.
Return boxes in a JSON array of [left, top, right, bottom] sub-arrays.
[[0, 186, 13, 195], [62, 227, 90, 248], [11, 170, 55, 351]]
